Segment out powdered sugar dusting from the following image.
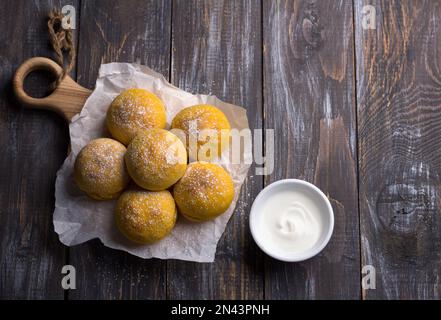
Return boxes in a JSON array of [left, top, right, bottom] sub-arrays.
[[119, 191, 172, 230], [107, 89, 166, 144], [75, 138, 129, 197], [177, 162, 232, 211], [126, 129, 186, 186]]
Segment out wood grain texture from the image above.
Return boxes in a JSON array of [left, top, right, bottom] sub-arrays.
[[68, 0, 171, 300], [166, 0, 264, 299], [263, 0, 360, 299], [355, 0, 441, 299], [0, 0, 78, 299]]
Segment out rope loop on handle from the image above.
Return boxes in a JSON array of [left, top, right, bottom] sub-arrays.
[[47, 9, 76, 89]]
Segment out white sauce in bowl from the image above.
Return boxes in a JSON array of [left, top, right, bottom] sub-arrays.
[[250, 179, 334, 262], [260, 190, 322, 253]]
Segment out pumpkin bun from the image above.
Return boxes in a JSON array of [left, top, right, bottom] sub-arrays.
[[74, 138, 130, 200], [106, 88, 167, 145], [173, 161, 234, 222], [115, 189, 177, 244], [125, 128, 187, 191], [171, 104, 231, 160]]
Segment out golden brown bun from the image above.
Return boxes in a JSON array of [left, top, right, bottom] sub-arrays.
[[125, 128, 187, 191], [171, 104, 230, 160], [74, 138, 130, 200], [106, 88, 167, 145], [173, 161, 234, 222], [115, 189, 177, 244]]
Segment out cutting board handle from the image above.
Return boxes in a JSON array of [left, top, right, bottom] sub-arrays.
[[13, 57, 92, 121]]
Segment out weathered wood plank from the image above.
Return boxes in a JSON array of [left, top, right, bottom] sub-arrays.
[[0, 0, 78, 299], [262, 0, 360, 299], [68, 0, 171, 299], [355, 0, 441, 299], [166, 0, 264, 299]]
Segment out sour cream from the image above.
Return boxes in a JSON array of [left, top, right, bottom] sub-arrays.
[[261, 190, 322, 253], [250, 179, 334, 262]]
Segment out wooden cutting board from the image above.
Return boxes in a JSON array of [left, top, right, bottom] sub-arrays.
[[13, 57, 91, 121]]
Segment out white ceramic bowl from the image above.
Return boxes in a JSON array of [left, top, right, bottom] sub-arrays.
[[249, 179, 334, 262]]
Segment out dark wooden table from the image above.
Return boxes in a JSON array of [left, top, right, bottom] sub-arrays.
[[1, 0, 440, 300]]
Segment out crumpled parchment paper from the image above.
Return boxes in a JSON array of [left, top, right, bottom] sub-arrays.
[[53, 63, 251, 262]]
